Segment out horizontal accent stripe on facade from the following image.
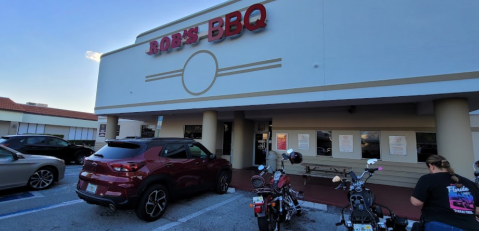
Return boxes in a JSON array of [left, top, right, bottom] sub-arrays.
[[272, 127, 437, 131], [145, 74, 182, 82], [94, 71, 479, 110], [217, 64, 281, 77], [217, 58, 282, 72], [472, 127, 479, 132], [146, 69, 183, 79], [102, 0, 277, 58]]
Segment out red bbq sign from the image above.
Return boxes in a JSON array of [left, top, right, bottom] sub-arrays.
[[146, 3, 267, 55]]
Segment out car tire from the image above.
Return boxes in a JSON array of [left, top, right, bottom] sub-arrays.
[[28, 167, 57, 190], [215, 171, 229, 194], [74, 151, 89, 165], [136, 184, 169, 222]]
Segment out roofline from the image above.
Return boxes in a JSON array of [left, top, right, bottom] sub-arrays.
[[136, 0, 239, 38], [101, 0, 276, 58]]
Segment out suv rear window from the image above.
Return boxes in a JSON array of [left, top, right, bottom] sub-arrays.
[[0, 137, 8, 143], [95, 142, 144, 159]]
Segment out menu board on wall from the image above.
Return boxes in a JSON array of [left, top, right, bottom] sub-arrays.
[[389, 136, 407, 155], [276, 133, 288, 150], [339, 135, 353, 153], [298, 134, 309, 150]]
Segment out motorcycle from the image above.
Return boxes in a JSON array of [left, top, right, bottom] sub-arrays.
[[333, 158, 408, 231], [250, 149, 304, 231]]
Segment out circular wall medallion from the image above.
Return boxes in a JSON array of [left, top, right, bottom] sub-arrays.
[[182, 50, 218, 95]]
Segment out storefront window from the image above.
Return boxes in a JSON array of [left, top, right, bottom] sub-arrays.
[[184, 125, 202, 139], [416, 132, 437, 162], [317, 131, 332, 156], [141, 125, 155, 138], [361, 131, 381, 159]]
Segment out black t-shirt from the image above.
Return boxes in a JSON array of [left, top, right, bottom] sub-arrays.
[[412, 172, 479, 231]]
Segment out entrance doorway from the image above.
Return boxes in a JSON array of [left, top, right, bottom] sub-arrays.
[[222, 122, 232, 157], [253, 133, 268, 166]]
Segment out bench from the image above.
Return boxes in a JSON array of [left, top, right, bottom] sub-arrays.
[[301, 163, 352, 185]]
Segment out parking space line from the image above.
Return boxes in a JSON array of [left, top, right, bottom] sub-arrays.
[[0, 199, 83, 220], [152, 195, 243, 231], [0, 191, 44, 205]]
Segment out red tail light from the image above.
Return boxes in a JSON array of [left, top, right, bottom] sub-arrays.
[[110, 162, 146, 172], [254, 205, 262, 213], [0, 143, 9, 147]]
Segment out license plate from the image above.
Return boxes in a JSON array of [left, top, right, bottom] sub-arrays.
[[353, 224, 373, 231], [253, 196, 264, 204], [86, 183, 97, 194]]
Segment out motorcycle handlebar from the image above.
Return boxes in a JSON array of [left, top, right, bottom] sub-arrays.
[[259, 166, 270, 176], [365, 167, 383, 173]]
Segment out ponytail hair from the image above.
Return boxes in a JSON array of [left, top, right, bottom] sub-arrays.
[[426, 155, 462, 188]]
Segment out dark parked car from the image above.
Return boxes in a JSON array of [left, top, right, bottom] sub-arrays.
[[0, 135, 94, 165], [75, 137, 232, 221]]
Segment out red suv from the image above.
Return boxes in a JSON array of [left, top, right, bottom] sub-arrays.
[[76, 138, 232, 221]]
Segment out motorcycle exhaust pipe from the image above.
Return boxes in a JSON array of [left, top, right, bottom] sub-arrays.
[[109, 203, 116, 211]]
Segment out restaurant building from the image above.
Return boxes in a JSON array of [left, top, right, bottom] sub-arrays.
[[94, 0, 479, 187]]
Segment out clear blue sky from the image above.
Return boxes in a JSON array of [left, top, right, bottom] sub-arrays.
[[0, 0, 224, 113]]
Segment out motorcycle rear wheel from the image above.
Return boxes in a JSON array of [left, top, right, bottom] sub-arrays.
[[257, 212, 280, 231]]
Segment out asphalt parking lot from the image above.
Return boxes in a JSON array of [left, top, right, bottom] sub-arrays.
[[0, 166, 410, 231]]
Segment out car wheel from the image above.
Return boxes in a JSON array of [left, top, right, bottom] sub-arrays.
[[74, 152, 88, 165], [215, 171, 229, 194], [28, 167, 57, 190], [136, 184, 169, 222]]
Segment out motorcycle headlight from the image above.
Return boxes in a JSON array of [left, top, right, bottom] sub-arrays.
[[273, 171, 282, 181], [251, 178, 265, 188]]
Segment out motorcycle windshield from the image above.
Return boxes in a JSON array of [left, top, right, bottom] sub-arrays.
[[273, 171, 281, 181]]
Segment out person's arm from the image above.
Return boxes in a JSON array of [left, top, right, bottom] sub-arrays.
[[410, 196, 424, 207], [411, 175, 428, 207]]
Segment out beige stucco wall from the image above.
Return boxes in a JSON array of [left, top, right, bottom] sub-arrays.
[[158, 114, 203, 142], [0, 110, 23, 122]]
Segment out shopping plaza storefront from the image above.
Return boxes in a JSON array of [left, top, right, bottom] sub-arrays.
[[94, 0, 479, 188]]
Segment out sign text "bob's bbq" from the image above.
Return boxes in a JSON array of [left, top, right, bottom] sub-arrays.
[[146, 3, 267, 55]]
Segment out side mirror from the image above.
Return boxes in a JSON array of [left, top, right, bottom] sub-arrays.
[[258, 165, 265, 171], [332, 176, 341, 182], [287, 148, 294, 154], [12, 153, 19, 160], [210, 153, 216, 159]]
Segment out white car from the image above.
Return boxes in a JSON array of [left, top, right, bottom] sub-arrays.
[[0, 145, 65, 190]]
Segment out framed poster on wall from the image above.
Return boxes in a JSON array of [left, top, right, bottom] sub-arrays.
[[298, 134, 309, 150], [276, 133, 288, 150], [389, 136, 407, 155], [339, 135, 354, 153], [99, 124, 106, 137]]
